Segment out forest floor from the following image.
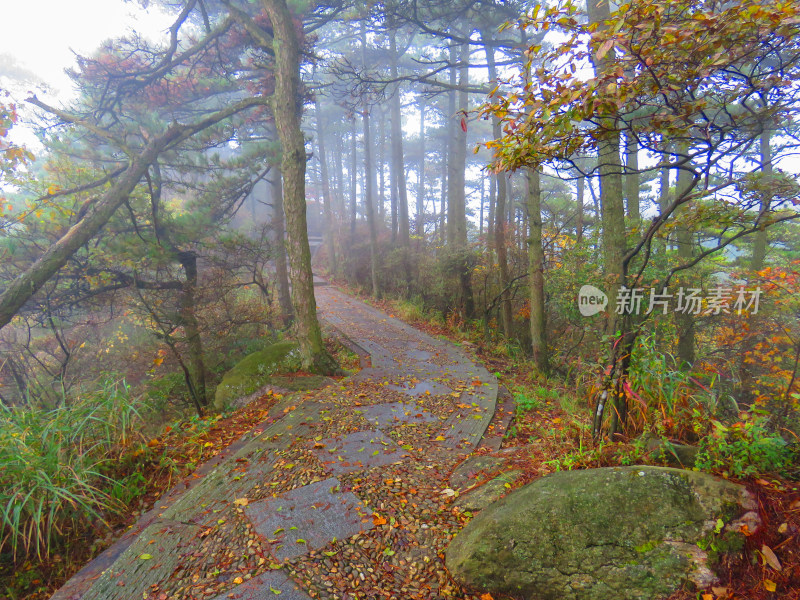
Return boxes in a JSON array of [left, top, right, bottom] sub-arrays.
[[25, 281, 800, 600]]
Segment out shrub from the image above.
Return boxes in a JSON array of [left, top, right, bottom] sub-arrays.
[[0, 379, 143, 562], [694, 411, 792, 477]]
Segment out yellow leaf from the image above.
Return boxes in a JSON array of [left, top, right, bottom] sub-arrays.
[[204, 441, 214, 447], [233, 498, 249, 507], [434, 436, 446, 441], [139, 553, 153, 560], [702, 594, 713, 600], [233, 576, 244, 584], [764, 579, 777, 592]]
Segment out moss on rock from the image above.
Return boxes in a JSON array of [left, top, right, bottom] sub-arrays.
[[445, 466, 757, 600], [213, 341, 299, 409]]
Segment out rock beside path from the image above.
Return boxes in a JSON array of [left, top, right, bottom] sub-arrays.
[[446, 466, 758, 600]]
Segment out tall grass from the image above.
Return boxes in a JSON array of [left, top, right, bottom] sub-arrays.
[[0, 379, 144, 562]]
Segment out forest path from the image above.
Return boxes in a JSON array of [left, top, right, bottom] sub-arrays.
[[53, 283, 499, 600]]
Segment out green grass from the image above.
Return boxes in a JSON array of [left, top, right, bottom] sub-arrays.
[[0, 379, 144, 563]]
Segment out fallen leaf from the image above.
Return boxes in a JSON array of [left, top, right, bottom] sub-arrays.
[[778, 523, 788, 534], [440, 488, 456, 497], [763, 579, 777, 592], [711, 587, 728, 598], [702, 594, 713, 600], [761, 544, 782, 571], [233, 498, 249, 507], [233, 577, 244, 584], [373, 515, 387, 526], [139, 554, 153, 560], [480, 594, 494, 600]]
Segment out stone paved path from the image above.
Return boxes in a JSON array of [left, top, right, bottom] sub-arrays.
[[53, 284, 498, 600]]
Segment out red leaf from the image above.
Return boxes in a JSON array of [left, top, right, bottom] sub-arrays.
[[460, 117, 467, 132]]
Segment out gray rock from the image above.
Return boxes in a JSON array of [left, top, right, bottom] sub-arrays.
[[450, 455, 509, 489], [456, 470, 523, 512], [642, 433, 700, 467], [446, 466, 758, 600]]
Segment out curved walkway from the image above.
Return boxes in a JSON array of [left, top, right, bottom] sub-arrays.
[[53, 284, 498, 600]]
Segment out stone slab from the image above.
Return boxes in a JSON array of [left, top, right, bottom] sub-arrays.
[[210, 570, 312, 600], [360, 401, 438, 429], [244, 477, 373, 562], [387, 379, 453, 397], [310, 430, 407, 475]]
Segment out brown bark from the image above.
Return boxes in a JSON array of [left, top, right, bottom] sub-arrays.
[[271, 165, 293, 323], [484, 30, 513, 337], [675, 158, 695, 367], [625, 132, 640, 221], [576, 174, 585, 243], [261, 0, 337, 374], [177, 251, 207, 407], [527, 168, 549, 374]]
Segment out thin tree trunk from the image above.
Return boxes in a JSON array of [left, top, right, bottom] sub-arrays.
[[177, 251, 207, 407], [527, 168, 549, 373], [625, 132, 640, 222], [587, 0, 629, 436], [751, 129, 772, 271], [271, 166, 293, 322], [378, 107, 386, 223], [262, 0, 336, 374], [675, 156, 695, 367], [350, 117, 358, 235], [390, 30, 410, 247], [363, 109, 381, 298], [315, 94, 336, 274], [361, 23, 380, 298], [484, 32, 512, 336], [479, 173, 485, 240], [416, 99, 426, 238], [448, 40, 474, 317], [576, 174, 585, 243]]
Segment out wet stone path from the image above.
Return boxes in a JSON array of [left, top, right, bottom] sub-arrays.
[[53, 284, 499, 600]]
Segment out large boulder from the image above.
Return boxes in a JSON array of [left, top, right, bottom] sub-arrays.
[[213, 341, 299, 409], [446, 466, 758, 600]]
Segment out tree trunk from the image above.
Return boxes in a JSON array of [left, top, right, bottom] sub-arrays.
[[416, 98, 426, 238], [751, 129, 772, 271], [484, 31, 513, 337], [448, 40, 474, 318], [315, 93, 336, 274], [378, 107, 386, 223], [587, 0, 629, 437], [389, 30, 410, 247], [271, 165, 293, 323], [363, 108, 381, 298], [350, 116, 358, 236], [527, 168, 549, 374], [177, 251, 207, 408], [625, 132, 640, 221], [675, 158, 695, 367], [262, 0, 337, 374], [576, 174, 585, 243]]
